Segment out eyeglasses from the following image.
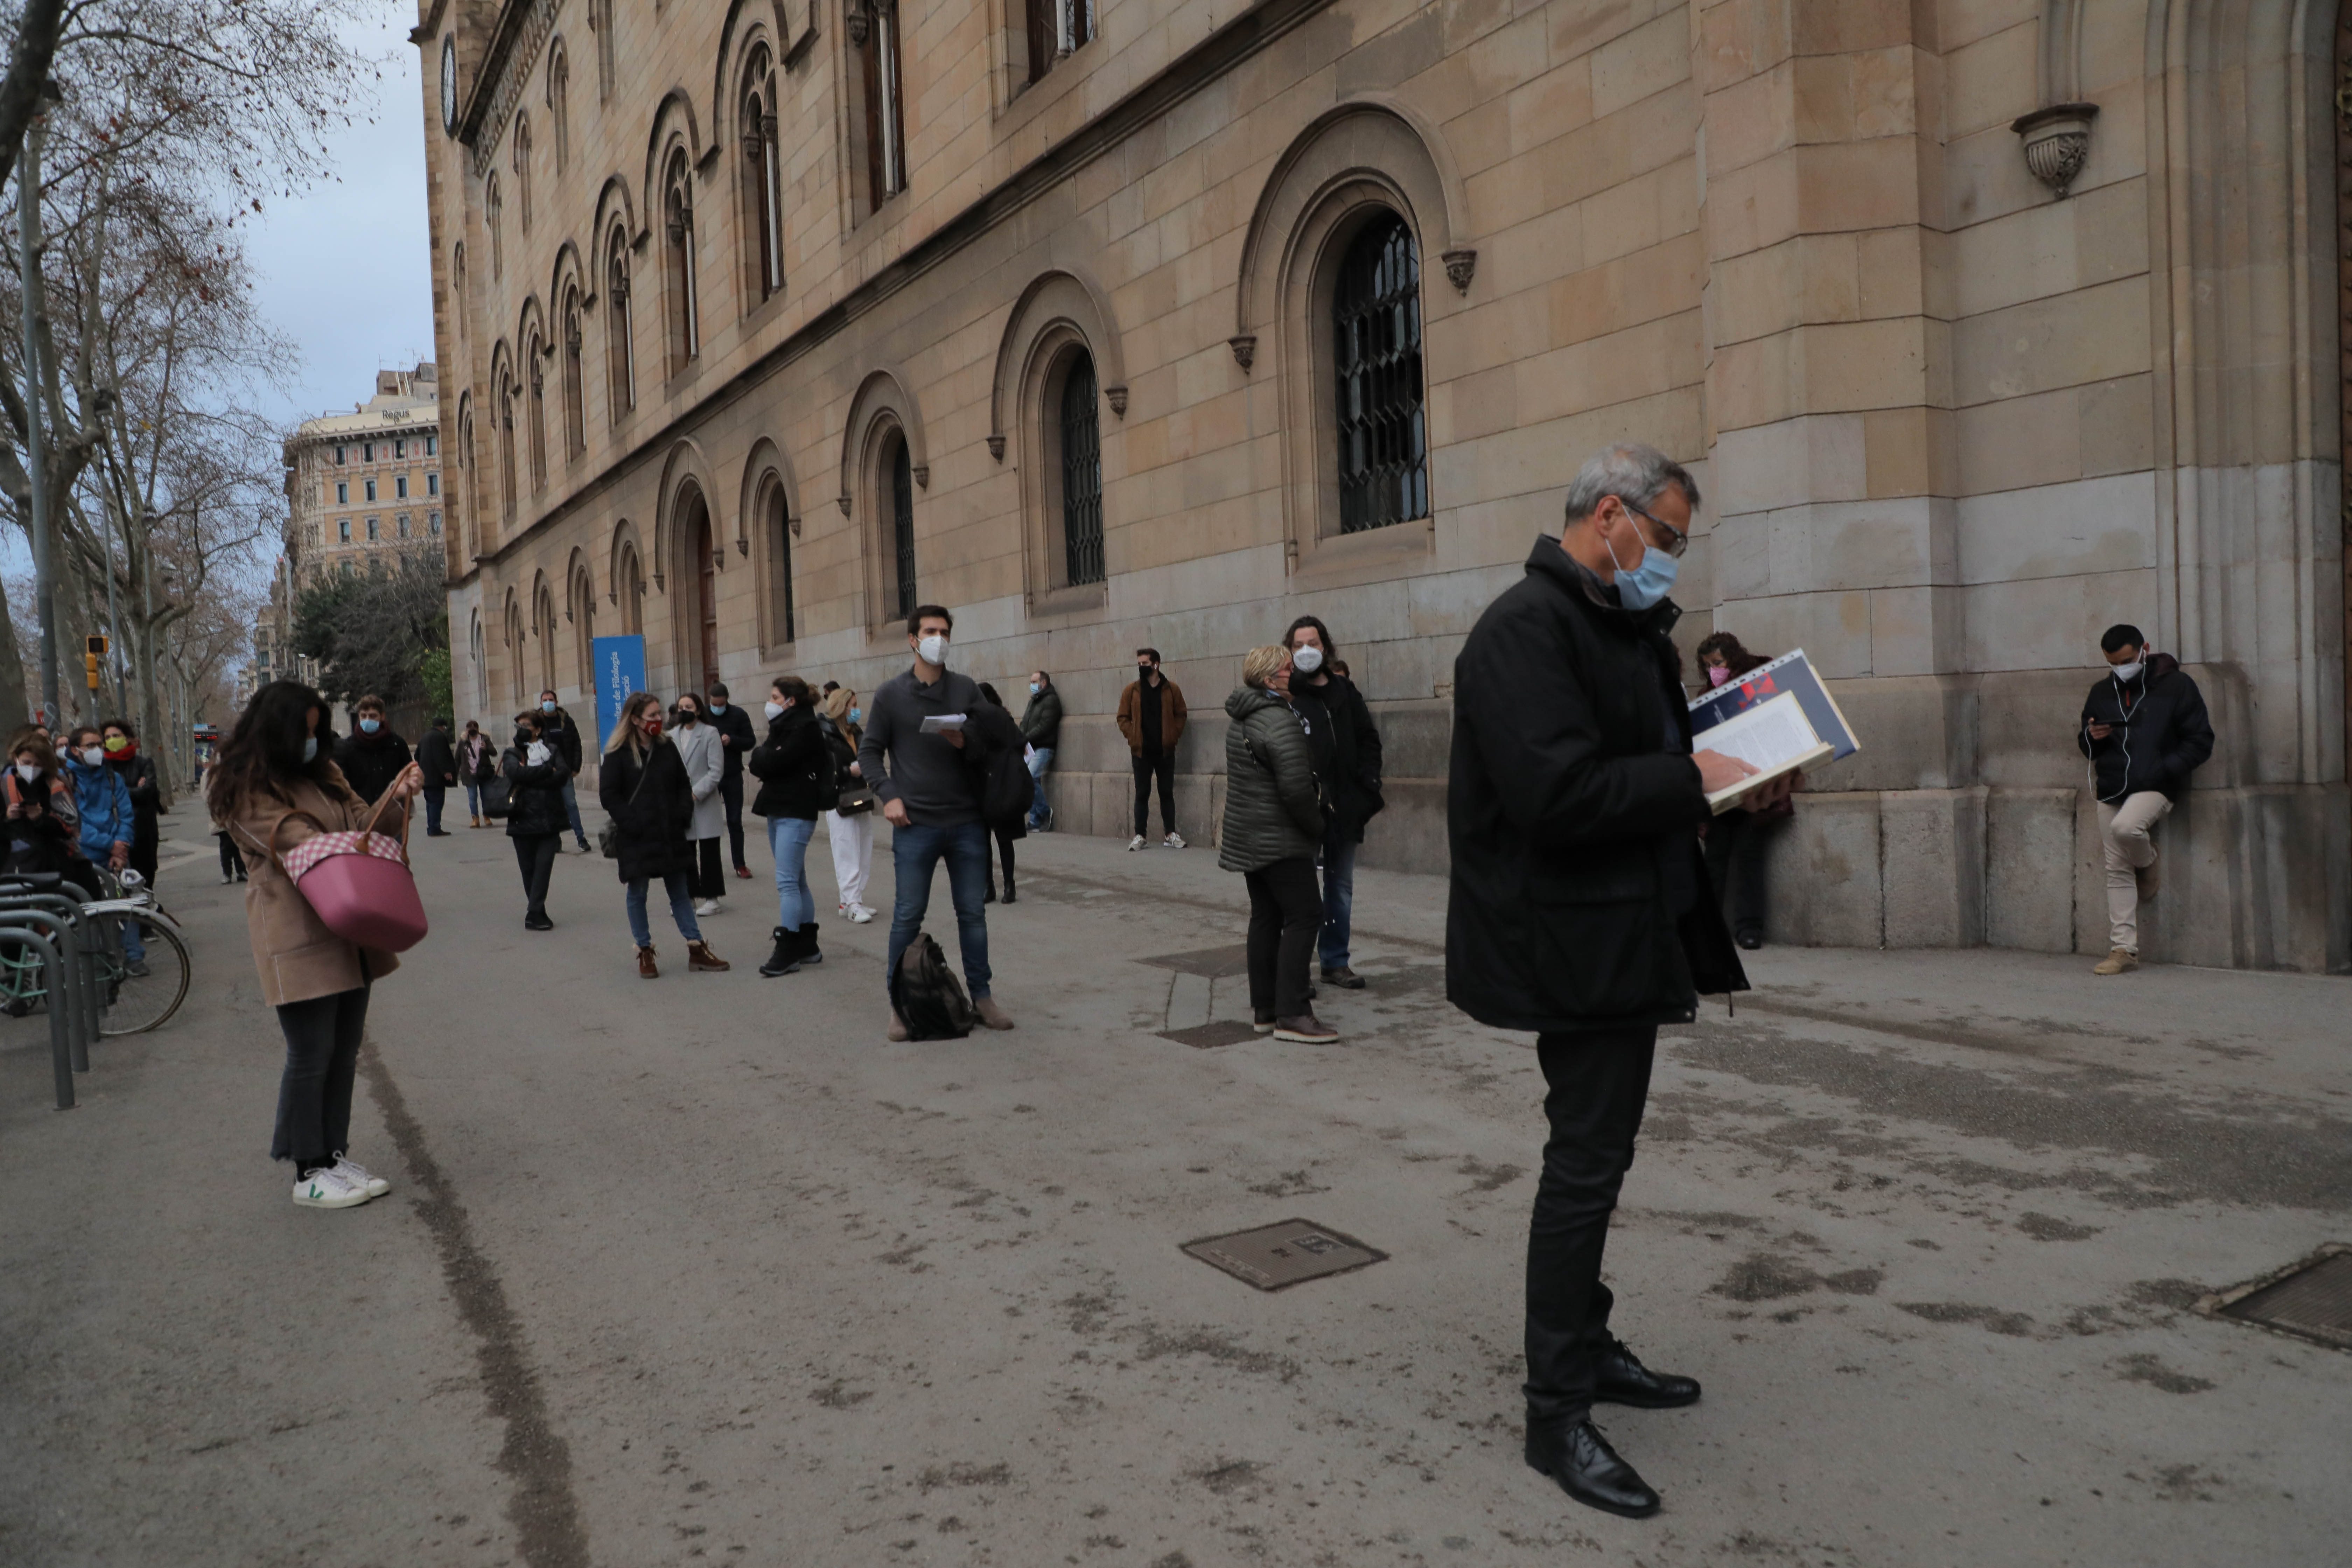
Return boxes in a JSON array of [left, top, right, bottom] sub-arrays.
[[1622, 498, 1690, 558]]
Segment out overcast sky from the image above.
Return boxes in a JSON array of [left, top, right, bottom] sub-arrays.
[[248, 5, 438, 432]]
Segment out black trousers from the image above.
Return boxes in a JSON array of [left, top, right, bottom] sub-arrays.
[[217, 832, 246, 878], [1131, 751, 1176, 836], [271, 985, 372, 1172], [1242, 855, 1320, 1019], [1524, 1026, 1658, 1428], [691, 837, 725, 900], [512, 832, 559, 920], [988, 827, 1016, 894], [720, 768, 747, 869], [1703, 811, 1777, 936]]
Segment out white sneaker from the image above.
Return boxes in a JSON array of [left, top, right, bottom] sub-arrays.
[[694, 898, 721, 917], [332, 1154, 391, 1198], [293, 1167, 371, 1209], [1163, 832, 1186, 849], [1127, 834, 1146, 851], [847, 904, 876, 924]]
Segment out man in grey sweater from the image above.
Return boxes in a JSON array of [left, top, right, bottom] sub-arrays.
[[858, 603, 1015, 1037]]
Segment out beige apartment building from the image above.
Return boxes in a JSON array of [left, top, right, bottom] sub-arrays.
[[415, 0, 2350, 970], [282, 364, 448, 589]]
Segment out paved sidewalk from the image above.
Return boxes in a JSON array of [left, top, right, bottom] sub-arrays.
[[3, 820, 2347, 1567]]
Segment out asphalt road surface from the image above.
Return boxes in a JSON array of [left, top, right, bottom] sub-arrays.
[[4, 817, 2347, 1567]]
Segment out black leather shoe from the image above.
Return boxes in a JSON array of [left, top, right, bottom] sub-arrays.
[[1594, 1341, 1701, 1409], [1320, 965, 1366, 989], [1735, 927, 1763, 950], [1525, 1419, 1660, 1519]]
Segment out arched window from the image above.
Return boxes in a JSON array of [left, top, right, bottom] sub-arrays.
[[497, 369, 519, 523], [1331, 211, 1427, 533], [1059, 352, 1104, 584], [616, 540, 645, 633], [887, 432, 916, 619], [451, 242, 468, 341], [536, 583, 558, 694], [590, 0, 615, 102], [526, 332, 549, 490], [561, 287, 586, 458], [764, 479, 795, 644], [861, 0, 907, 209], [570, 566, 596, 689], [606, 226, 636, 418], [547, 42, 570, 174], [485, 176, 504, 280], [505, 600, 527, 703], [513, 114, 533, 233], [741, 46, 784, 302], [662, 148, 699, 371], [470, 610, 487, 714]]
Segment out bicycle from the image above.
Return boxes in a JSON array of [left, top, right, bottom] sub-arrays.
[[78, 867, 191, 1035]]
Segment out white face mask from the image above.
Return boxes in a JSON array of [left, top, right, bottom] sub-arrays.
[[917, 634, 949, 667], [14, 762, 36, 783], [80, 747, 104, 766], [1291, 644, 1324, 674], [763, 700, 785, 721], [2110, 659, 2144, 682]]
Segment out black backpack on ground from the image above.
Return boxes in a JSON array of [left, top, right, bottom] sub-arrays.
[[891, 932, 975, 1040]]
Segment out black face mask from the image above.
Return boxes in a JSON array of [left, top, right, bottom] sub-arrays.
[[515, 728, 537, 749], [1138, 665, 1154, 678]]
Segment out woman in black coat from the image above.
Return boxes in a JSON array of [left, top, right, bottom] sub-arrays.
[[500, 711, 572, 931], [597, 692, 728, 978], [973, 683, 1028, 905], [746, 675, 831, 977]]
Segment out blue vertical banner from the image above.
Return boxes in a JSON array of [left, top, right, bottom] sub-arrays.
[[592, 635, 647, 755]]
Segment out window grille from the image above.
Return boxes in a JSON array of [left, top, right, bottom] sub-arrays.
[[890, 437, 917, 620], [1060, 356, 1104, 585], [1331, 212, 1428, 533]]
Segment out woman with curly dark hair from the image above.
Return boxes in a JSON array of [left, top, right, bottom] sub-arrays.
[[211, 680, 422, 1210]]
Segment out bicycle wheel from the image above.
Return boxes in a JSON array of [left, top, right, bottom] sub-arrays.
[[100, 920, 190, 1035]]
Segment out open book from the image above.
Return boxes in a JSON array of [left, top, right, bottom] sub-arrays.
[[1688, 648, 1860, 814]]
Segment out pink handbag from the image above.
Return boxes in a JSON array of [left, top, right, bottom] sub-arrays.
[[268, 793, 429, 953]]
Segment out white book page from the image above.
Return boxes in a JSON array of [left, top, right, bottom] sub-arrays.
[[1695, 692, 1820, 773]]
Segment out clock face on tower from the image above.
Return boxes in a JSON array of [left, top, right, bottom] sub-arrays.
[[440, 37, 458, 134]]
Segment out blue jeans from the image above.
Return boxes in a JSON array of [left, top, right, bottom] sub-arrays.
[[562, 778, 588, 846], [884, 820, 992, 1001], [119, 911, 145, 965], [768, 815, 817, 929], [463, 780, 484, 818], [1026, 746, 1055, 828], [1318, 836, 1358, 972], [625, 870, 701, 948]]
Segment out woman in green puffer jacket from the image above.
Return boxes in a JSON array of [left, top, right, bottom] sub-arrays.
[[1220, 644, 1337, 1043]]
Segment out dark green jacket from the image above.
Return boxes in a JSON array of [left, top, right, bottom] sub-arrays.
[[1217, 686, 1324, 873], [1018, 686, 1063, 748]]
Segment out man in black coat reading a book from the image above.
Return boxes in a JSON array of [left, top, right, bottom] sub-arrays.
[[1447, 443, 1795, 1521]]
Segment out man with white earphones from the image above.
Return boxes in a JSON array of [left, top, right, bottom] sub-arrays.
[[2077, 623, 2213, 975]]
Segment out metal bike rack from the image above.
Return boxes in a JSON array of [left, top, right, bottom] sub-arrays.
[[0, 893, 103, 1065], [0, 923, 77, 1108]]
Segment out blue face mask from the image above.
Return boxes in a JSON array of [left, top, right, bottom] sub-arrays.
[[1028, 682, 1040, 695], [303, 737, 319, 763], [359, 718, 380, 734], [849, 707, 862, 725], [1604, 521, 1679, 611]]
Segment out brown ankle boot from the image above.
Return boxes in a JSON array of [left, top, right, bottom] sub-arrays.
[[687, 941, 730, 972], [636, 945, 659, 979]]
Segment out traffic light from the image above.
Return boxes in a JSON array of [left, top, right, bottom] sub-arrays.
[[84, 634, 106, 691]]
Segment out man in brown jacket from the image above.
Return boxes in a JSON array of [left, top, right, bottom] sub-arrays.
[[1115, 648, 1188, 849]]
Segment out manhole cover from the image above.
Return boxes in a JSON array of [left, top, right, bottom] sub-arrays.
[[1181, 1218, 1386, 1291], [1137, 944, 1251, 978], [2202, 1243, 2352, 1351], [1159, 1020, 1261, 1049]]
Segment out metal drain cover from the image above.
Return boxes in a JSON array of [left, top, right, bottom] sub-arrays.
[[1159, 1020, 1262, 1049], [1182, 1218, 1386, 1291], [1136, 944, 1251, 978], [2202, 1244, 2352, 1350]]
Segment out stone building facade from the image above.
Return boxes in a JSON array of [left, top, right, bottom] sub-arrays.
[[415, 0, 2351, 970], [281, 364, 447, 589]]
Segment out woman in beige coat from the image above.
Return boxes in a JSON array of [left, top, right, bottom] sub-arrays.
[[213, 681, 422, 1210]]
